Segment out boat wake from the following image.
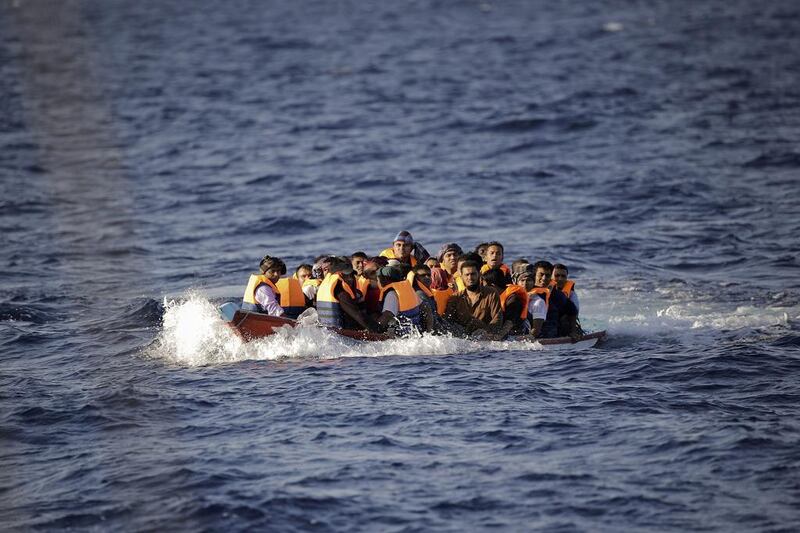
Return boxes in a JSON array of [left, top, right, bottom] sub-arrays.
[[147, 290, 796, 367]]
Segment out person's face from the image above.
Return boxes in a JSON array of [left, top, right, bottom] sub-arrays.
[[442, 250, 458, 271], [518, 272, 535, 292], [461, 266, 480, 290], [351, 257, 365, 275], [552, 267, 568, 289], [414, 269, 431, 289], [296, 267, 311, 284], [425, 257, 439, 269], [393, 240, 412, 260], [534, 267, 550, 288], [486, 245, 503, 267], [264, 268, 282, 283]]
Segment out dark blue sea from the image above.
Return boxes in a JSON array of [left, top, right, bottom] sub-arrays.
[[2, 1, 800, 530]]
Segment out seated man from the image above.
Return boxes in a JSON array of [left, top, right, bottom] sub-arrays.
[[444, 260, 502, 337], [303, 255, 333, 303], [408, 264, 438, 333], [482, 267, 529, 338], [474, 242, 489, 261], [436, 242, 463, 288], [480, 241, 512, 282], [241, 255, 286, 317], [451, 251, 484, 292], [529, 261, 580, 340], [350, 251, 368, 277], [379, 230, 418, 266], [373, 264, 423, 335], [516, 265, 547, 337], [294, 263, 312, 285], [551, 263, 579, 314], [316, 259, 379, 332], [357, 257, 386, 318]]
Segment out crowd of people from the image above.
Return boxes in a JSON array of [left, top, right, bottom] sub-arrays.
[[241, 230, 582, 341]]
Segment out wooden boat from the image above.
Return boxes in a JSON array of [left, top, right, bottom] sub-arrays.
[[219, 302, 606, 348]]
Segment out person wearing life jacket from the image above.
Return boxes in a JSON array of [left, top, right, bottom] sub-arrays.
[[303, 255, 333, 304], [316, 259, 379, 332], [550, 263, 579, 314], [444, 260, 502, 338], [483, 267, 529, 338], [376, 264, 423, 336], [436, 242, 463, 290], [357, 257, 386, 318], [350, 251, 368, 277], [294, 263, 312, 285], [408, 264, 439, 333], [429, 267, 454, 318], [276, 276, 307, 319], [480, 241, 512, 283], [530, 261, 580, 340], [241, 255, 286, 316], [379, 230, 430, 267], [451, 251, 483, 292]]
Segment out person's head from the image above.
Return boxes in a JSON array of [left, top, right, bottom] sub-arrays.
[[425, 257, 439, 269], [312, 255, 335, 279], [438, 242, 463, 273], [485, 241, 504, 268], [533, 260, 554, 288], [474, 242, 489, 260], [330, 257, 356, 287], [350, 251, 368, 276], [259, 255, 286, 283], [295, 263, 312, 284], [516, 264, 536, 291], [392, 230, 414, 261], [430, 267, 449, 290], [412, 264, 432, 290], [457, 252, 484, 273], [459, 260, 481, 291], [552, 263, 569, 289], [482, 267, 508, 291], [377, 264, 407, 289], [511, 258, 530, 277]]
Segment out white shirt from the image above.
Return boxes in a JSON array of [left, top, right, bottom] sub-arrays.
[[528, 295, 547, 321], [255, 284, 284, 317], [302, 283, 318, 302]]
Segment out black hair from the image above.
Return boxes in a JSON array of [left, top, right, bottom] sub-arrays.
[[413, 264, 431, 276], [553, 263, 569, 274], [533, 260, 553, 273], [458, 251, 484, 266], [474, 242, 489, 254], [459, 260, 480, 273], [259, 255, 287, 275], [295, 263, 312, 275], [482, 268, 508, 290], [351, 251, 368, 260], [486, 241, 504, 253]]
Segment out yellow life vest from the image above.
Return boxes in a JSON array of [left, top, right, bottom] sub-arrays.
[[276, 277, 306, 319], [316, 273, 356, 328], [303, 278, 322, 288], [379, 247, 418, 266], [500, 285, 529, 320], [242, 274, 281, 313]]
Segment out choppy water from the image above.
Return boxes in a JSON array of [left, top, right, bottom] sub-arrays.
[[2, 0, 800, 530]]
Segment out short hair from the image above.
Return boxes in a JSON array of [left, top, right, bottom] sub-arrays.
[[552, 263, 569, 274], [482, 267, 508, 290], [458, 252, 484, 266], [474, 242, 489, 254], [459, 260, 480, 273], [511, 258, 530, 274], [259, 255, 286, 275], [486, 241, 504, 253], [533, 260, 553, 273], [414, 264, 431, 276], [351, 251, 368, 260], [295, 263, 312, 275]]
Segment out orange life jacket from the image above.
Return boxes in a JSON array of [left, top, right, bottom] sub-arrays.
[[378, 280, 422, 331], [316, 274, 357, 328], [406, 271, 434, 299], [276, 277, 306, 319], [242, 274, 281, 313], [528, 286, 551, 306], [379, 247, 418, 266], [480, 263, 512, 277], [500, 285, 529, 320], [549, 279, 575, 298], [432, 288, 454, 316]]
